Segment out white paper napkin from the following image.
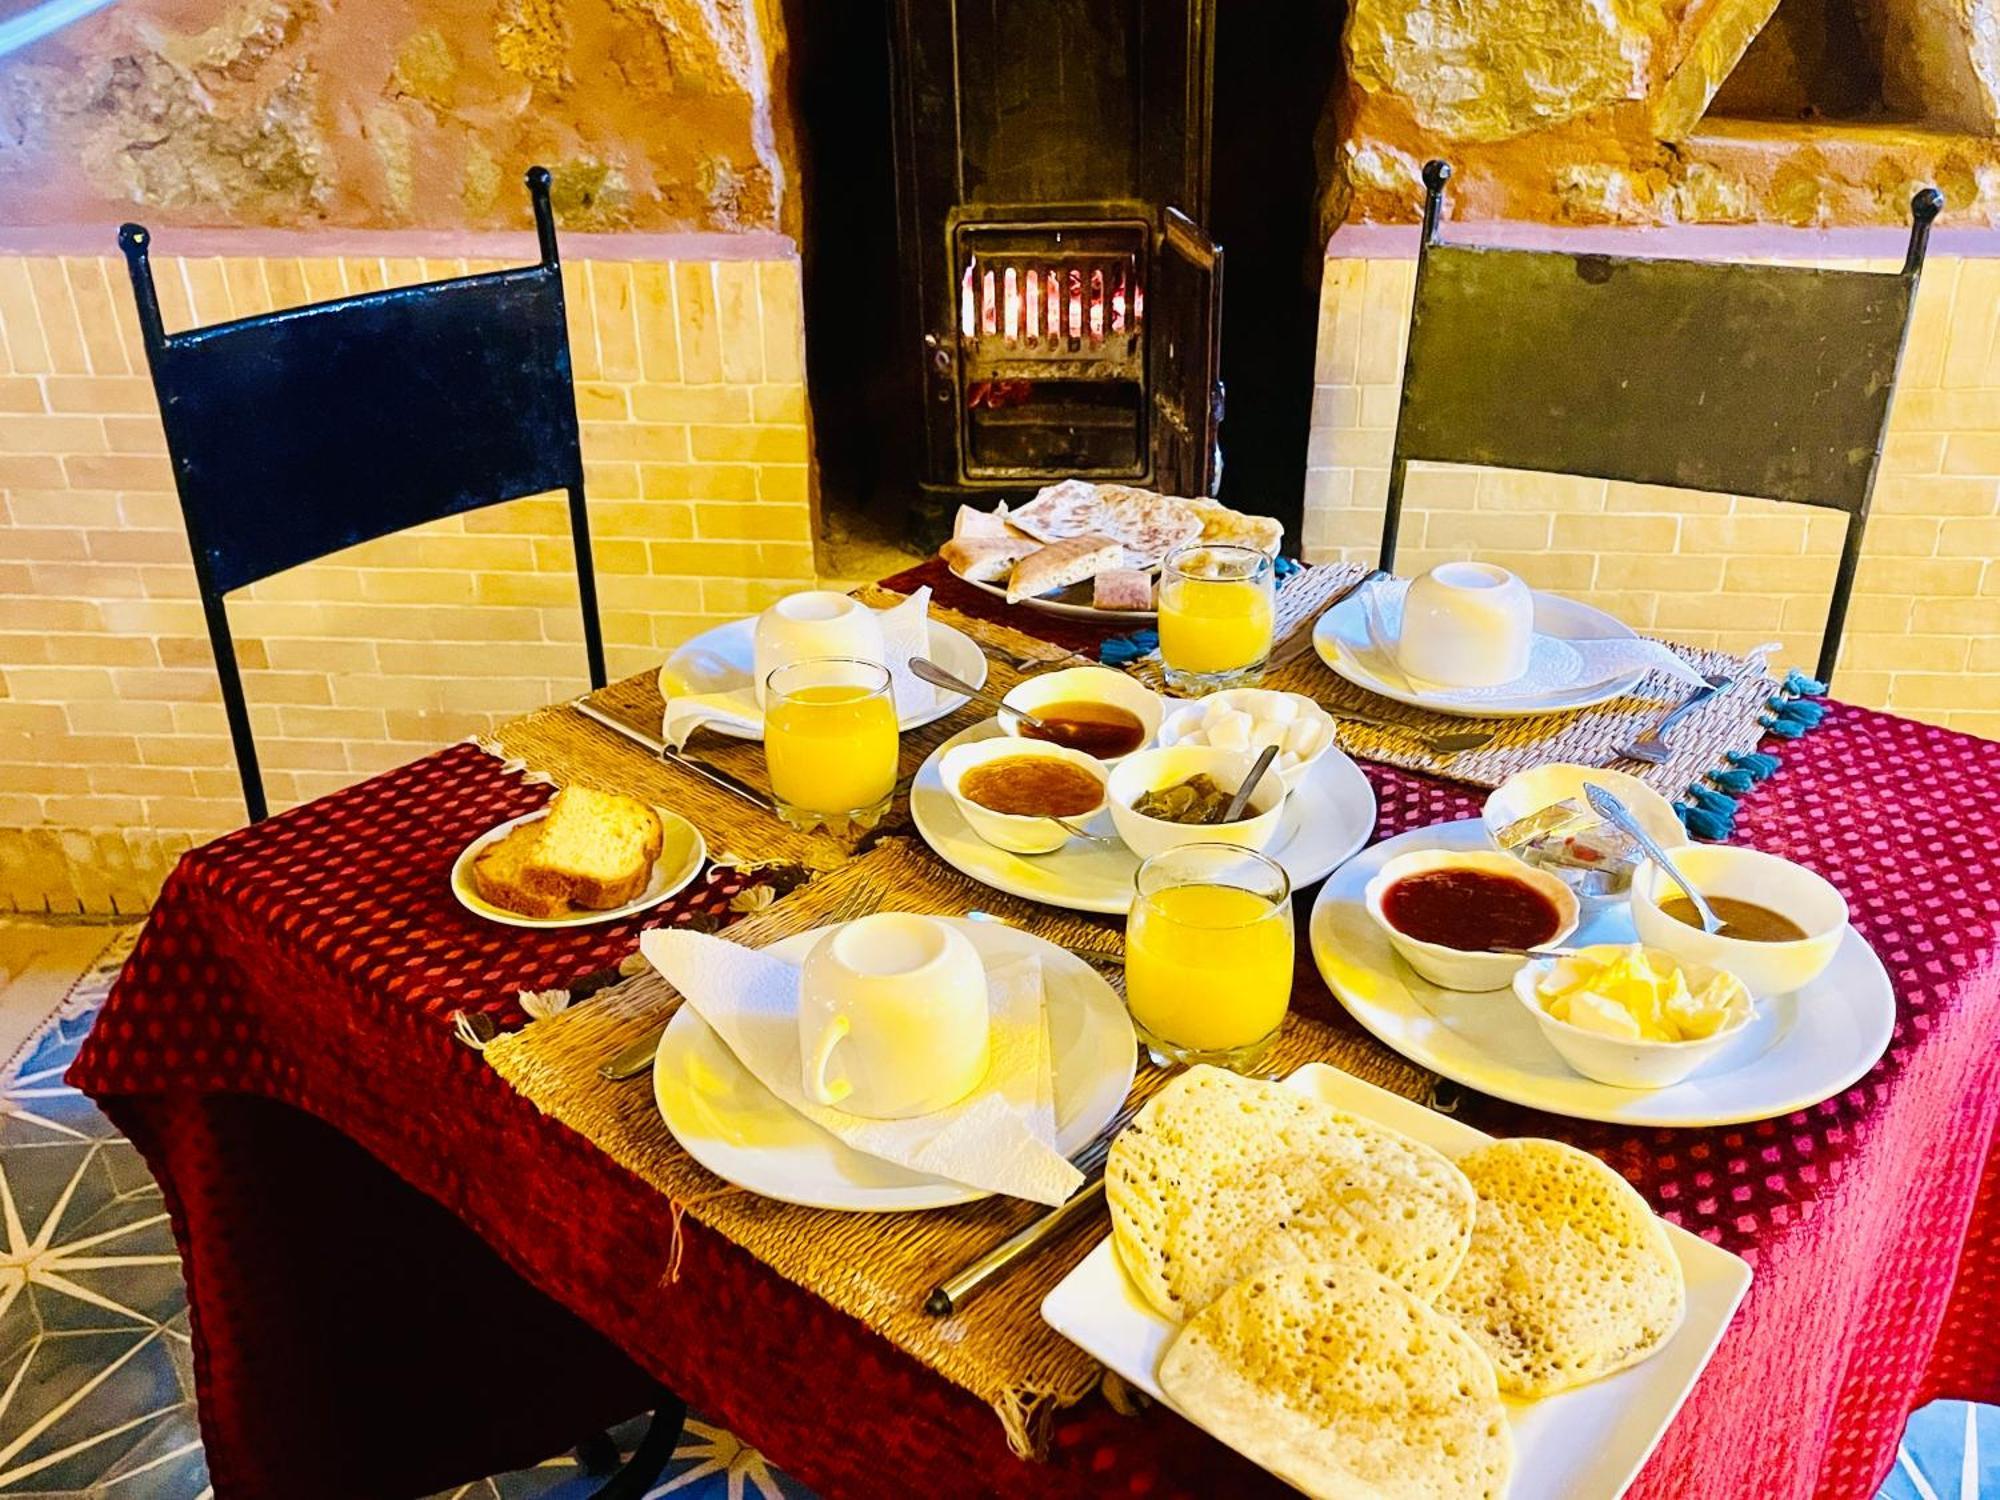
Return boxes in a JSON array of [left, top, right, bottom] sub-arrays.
[[661, 588, 942, 749], [1352, 577, 1710, 705], [639, 927, 1084, 1206]]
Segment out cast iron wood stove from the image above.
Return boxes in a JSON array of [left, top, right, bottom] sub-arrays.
[[889, 0, 1223, 518]]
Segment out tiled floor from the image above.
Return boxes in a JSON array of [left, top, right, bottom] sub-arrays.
[[0, 919, 1985, 1499]]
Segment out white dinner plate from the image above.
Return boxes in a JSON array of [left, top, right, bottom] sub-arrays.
[[450, 806, 706, 929], [1313, 587, 1648, 718], [951, 567, 1157, 623], [1309, 819, 1896, 1127], [910, 720, 1378, 916], [1042, 1063, 1752, 1500], [652, 918, 1137, 1211], [658, 615, 988, 739]]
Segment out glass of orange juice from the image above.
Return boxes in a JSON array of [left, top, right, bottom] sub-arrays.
[[1125, 842, 1294, 1070], [764, 657, 899, 833], [1157, 543, 1276, 694]]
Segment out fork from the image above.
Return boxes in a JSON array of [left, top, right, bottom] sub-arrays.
[[1610, 674, 1733, 765]]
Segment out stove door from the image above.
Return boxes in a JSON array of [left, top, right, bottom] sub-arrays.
[[1153, 207, 1224, 497]]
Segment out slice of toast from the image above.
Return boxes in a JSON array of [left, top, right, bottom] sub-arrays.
[[520, 786, 664, 910], [1007, 534, 1124, 603], [472, 822, 571, 918]]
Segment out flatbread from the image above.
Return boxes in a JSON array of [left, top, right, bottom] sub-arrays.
[[1006, 535, 1123, 603], [1093, 486, 1205, 567], [941, 535, 1037, 583], [1184, 494, 1285, 555], [1009, 480, 1106, 545], [1106, 1067, 1476, 1321], [1160, 1261, 1513, 1500], [1438, 1138, 1686, 1397]]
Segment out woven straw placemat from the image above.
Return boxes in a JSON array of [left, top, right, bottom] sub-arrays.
[[482, 590, 1083, 871], [1132, 561, 1782, 800], [482, 837, 1435, 1459]]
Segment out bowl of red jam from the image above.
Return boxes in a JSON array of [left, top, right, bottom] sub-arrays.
[[1364, 848, 1580, 991]]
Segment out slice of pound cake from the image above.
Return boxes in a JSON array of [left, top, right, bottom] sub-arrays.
[[471, 821, 571, 918], [519, 786, 664, 910]]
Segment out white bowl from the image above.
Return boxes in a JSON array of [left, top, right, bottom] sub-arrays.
[[1363, 848, 1580, 992], [1155, 689, 1337, 794], [938, 737, 1109, 856], [1631, 845, 1847, 996], [998, 666, 1164, 765], [1482, 764, 1686, 906], [1511, 951, 1754, 1090], [1105, 745, 1286, 861]]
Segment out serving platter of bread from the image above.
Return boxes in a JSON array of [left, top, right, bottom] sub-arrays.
[[1043, 1064, 1751, 1500], [452, 784, 706, 928], [939, 479, 1283, 621]]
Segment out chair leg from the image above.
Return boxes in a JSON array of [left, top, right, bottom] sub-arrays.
[[584, 1395, 688, 1500]]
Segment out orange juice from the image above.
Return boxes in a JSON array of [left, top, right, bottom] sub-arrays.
[[1158, 576, 1275, 675], [766, 681, 898, 820], [1126, 881, 1294, 1063]]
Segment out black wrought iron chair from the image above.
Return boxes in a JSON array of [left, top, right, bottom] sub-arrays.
[[1376, 160, 1942, 686], [121, 169, 686, 1495], [119, 166, 607, 824]]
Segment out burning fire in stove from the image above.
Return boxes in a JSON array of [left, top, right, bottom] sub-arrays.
[[959, 257, 1144, 348]]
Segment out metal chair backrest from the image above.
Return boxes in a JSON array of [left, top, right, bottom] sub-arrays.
[[1379, 160, 1942, 686], [120, 167, 604, 823]]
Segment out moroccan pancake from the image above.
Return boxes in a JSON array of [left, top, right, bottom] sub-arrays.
[[1438, 1138, 1686, 1397], [1159, 1261, 1513, 1500], [1106, 1066, 1476, 1321]]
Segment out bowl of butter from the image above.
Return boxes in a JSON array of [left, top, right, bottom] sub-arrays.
[[1512, 942, 1754, 1089]]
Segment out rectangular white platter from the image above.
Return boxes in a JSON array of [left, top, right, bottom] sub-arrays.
[[1041, 1064, 1753, 1500]]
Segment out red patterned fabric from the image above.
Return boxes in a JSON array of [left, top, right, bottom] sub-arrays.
[[72, 697, 2000, 1499]]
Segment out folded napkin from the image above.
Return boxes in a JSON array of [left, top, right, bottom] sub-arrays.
[[639, 927, 1085, 1206], [1352, 578, 1709, 705], [661, 587, 941, 748]]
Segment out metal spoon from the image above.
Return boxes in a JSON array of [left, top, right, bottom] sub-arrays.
[[910, 657, 1053, 734], [1584, 783, 1723, 934], [1217, 743, 1281, 825]]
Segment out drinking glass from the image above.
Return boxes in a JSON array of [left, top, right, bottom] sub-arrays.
[[1124, 842, 1294, 1070], [1157, 543, 1276, 693], [764, 658, 899, 833]]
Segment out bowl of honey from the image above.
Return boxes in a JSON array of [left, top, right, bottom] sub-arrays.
[[938, 737, 1111, 855], [1630, 844, 1847, 995], [997, 666, 1163, 765]]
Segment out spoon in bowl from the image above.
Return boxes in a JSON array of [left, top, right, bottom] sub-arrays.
[[910, 657, 1055, 735], [1216, 743, 1282, 825], [1583, 783, 1723, 934]]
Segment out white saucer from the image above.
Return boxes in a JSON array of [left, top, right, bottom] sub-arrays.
[[1308, 819, 1896, 1127], [659, 615, 987, 740], [910, 720, 1378, 915], [1042, 1063, 1751, 1500], [1313, 587, 1647, 718], [652, 918, 1137, 1211], [450, 806, 706, 929]]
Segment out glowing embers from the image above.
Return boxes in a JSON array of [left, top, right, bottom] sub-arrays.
[[960, 256, 1142, 350]]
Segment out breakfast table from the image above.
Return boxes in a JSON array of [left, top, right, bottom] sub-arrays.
[[69, 557, 2000, 1500]]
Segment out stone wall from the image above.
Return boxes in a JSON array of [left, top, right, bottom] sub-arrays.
[[0, 0, 795, 235], [1336, 0, 2000, 226]]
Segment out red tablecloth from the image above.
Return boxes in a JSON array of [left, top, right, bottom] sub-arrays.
[[72, 605, 2000, 1498]]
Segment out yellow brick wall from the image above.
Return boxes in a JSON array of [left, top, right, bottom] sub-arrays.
[[1306, 253, 2000, 739], [0, 251, 816, 913]]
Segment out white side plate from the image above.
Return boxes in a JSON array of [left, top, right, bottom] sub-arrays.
[[909, 720, 1378, 915], [1313, 588, 1648, 718], [1042, 1064, 1753, 1500], [659, 615, 988, 739], [1309, 818, 1896, 1127], [951, 566, 1158, 623], [450, 807, 706, 929], [653, 918, 1137, 1211]]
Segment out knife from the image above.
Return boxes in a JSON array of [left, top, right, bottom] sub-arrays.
[[571, 699, 774, 812], [600, 1021, 669, 1081], [1267, 566, 1389, 669]]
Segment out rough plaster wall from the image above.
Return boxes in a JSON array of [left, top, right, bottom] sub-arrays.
[[0, 0, 796, 234]]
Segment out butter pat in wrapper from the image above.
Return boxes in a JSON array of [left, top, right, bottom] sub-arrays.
[[1496, 798, 1644, 898]]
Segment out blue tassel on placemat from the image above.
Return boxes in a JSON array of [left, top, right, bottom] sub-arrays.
[[1758, 712, 1810, 740], [1726, 749, 1782, 781], [1099, 628, 1159, 667], [1783, 667, 1828, 697], [1677, 802, 1734, 841], [1709, 764, 1757, 794], [1274, 555, 1303, 581]]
